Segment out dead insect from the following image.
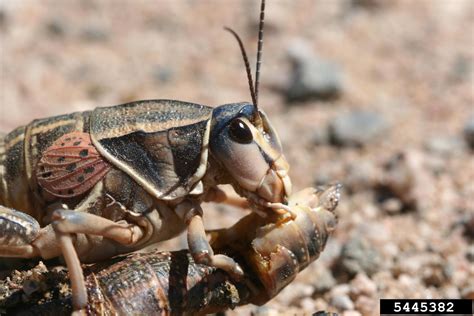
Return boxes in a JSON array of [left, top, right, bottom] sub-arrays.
[[0, 0, 292, 312], [2, 186, 340, 315]]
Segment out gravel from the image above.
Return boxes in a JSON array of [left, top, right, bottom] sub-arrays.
[[329, 111, 389, 147], [463, 116, 474, 149], [285, 41, 344, 103], [1, 1, 473, 315], [336, 237, 383, 278]]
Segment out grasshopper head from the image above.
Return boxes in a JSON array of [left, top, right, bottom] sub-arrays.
[[210, 102, 292, 206]]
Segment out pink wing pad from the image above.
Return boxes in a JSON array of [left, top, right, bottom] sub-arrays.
[[37, 132, 111, 198]]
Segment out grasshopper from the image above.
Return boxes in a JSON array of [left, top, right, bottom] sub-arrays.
[[0, 0, 292, 313]]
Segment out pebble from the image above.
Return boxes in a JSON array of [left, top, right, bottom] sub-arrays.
[[466, 245, 474, 262], [313, 266, 337, 294], [152, 65, 174, 83], [459, 213, 474, 241], [424, 136, 465, 157], [312, 127, 330, 145], [299, 297, 316, 311], [329, 111, 389, 147], [313, 311, 338, 316], [354, 295, 378, 316], [276, 283, 314, 306], [80, 26, 109, 42], [45, 19, 67, 37], [342, 311, 362, 316], [337, 236, 382, 278], [461, 286, 474, 299], [330, 294, 354, 311], [351, 0, 386, 10], [442, 285, 460, 298], [350, 273, 377, 296], [251, 306, 280, 316], [285, 40, 344, 102], [344, 161, 378, 193], [463, 116, 474, 149], [380, 197, 403, 214], [450, 55, 472, 83]]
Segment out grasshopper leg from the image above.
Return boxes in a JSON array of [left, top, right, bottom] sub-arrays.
[[0, 205, 41, 257], [204, 187, 249, 209], [177, 200, 244, 279], [51, 209, 146, 311]]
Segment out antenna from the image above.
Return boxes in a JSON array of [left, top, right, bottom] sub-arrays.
[[254, 0, 265, 106], [224, 0, 266, 127], [224, 27, 257, 108]]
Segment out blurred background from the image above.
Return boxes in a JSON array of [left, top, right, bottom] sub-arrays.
[[0, 0, 473, 315]]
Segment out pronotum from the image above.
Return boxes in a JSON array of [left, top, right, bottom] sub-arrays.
[[0, 0, 293, 313]]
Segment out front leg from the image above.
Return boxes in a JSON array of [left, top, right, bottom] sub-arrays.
[[51, 209, 146, 312], [176, 199, 244, 279], [203, 187, 249, 209]]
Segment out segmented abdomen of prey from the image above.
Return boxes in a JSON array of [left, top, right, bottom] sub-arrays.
[[251, 205, 337, 302], [85, 251, 222, 315], [37, 132, 111, 198]]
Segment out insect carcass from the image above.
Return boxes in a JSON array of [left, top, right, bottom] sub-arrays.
[[1, 185, 340, 315], [0, 0, 292, 312]]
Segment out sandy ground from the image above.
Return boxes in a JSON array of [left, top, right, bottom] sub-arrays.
[[1, 1, 473, 315]]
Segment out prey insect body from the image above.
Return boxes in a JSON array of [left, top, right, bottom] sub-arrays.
[[3, 186, 340, 315], [0, 0, 292, 312]]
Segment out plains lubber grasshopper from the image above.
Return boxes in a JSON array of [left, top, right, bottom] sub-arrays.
[[0, 0, 293, 313]]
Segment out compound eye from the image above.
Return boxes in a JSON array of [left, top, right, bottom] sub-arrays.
[[229, 118, 253, 144]]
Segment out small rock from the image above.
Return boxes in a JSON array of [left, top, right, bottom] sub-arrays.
[[466, 245, 474, 262], [442, 285, 460, 298], [463, 116, 474, 149], [350, 273, 377, 297], [458, 213, 474, 241], [251, 306, 280, 316], [329, 111, 388, 147], [331, 284, 351, 296], [344, 161, 378, 193], [449, 55, 472, 83], [313, 311, 338, 316], [380, 197, 403, 214], [312, 127, 330, 145], [314, 298, 330, 312], [461, 286, 474, 299], [351, 0, 386, 10], [336, 236, 383, 278], [313, 266, 337, 294], [422, 261, 452, 287], [376, 150, 435, 212], [152, 65, 174, 83], [354, 295, 378, 316], [277, 283, 314, 305], [285, 41, 344, 102], [331, 294, 354, 311], [299, 297, 317, 311], [424, 136, 465, 157], [342, 311, 362, 316], [80, 26, 109, 42], [0, 9, 7, 30], [45, 19, 67, 37]]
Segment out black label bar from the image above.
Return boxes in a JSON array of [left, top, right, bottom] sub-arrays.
[[380, 299, 473, 314]]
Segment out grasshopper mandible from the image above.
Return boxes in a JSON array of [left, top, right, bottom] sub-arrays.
[[0, 0, 292, 313]]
